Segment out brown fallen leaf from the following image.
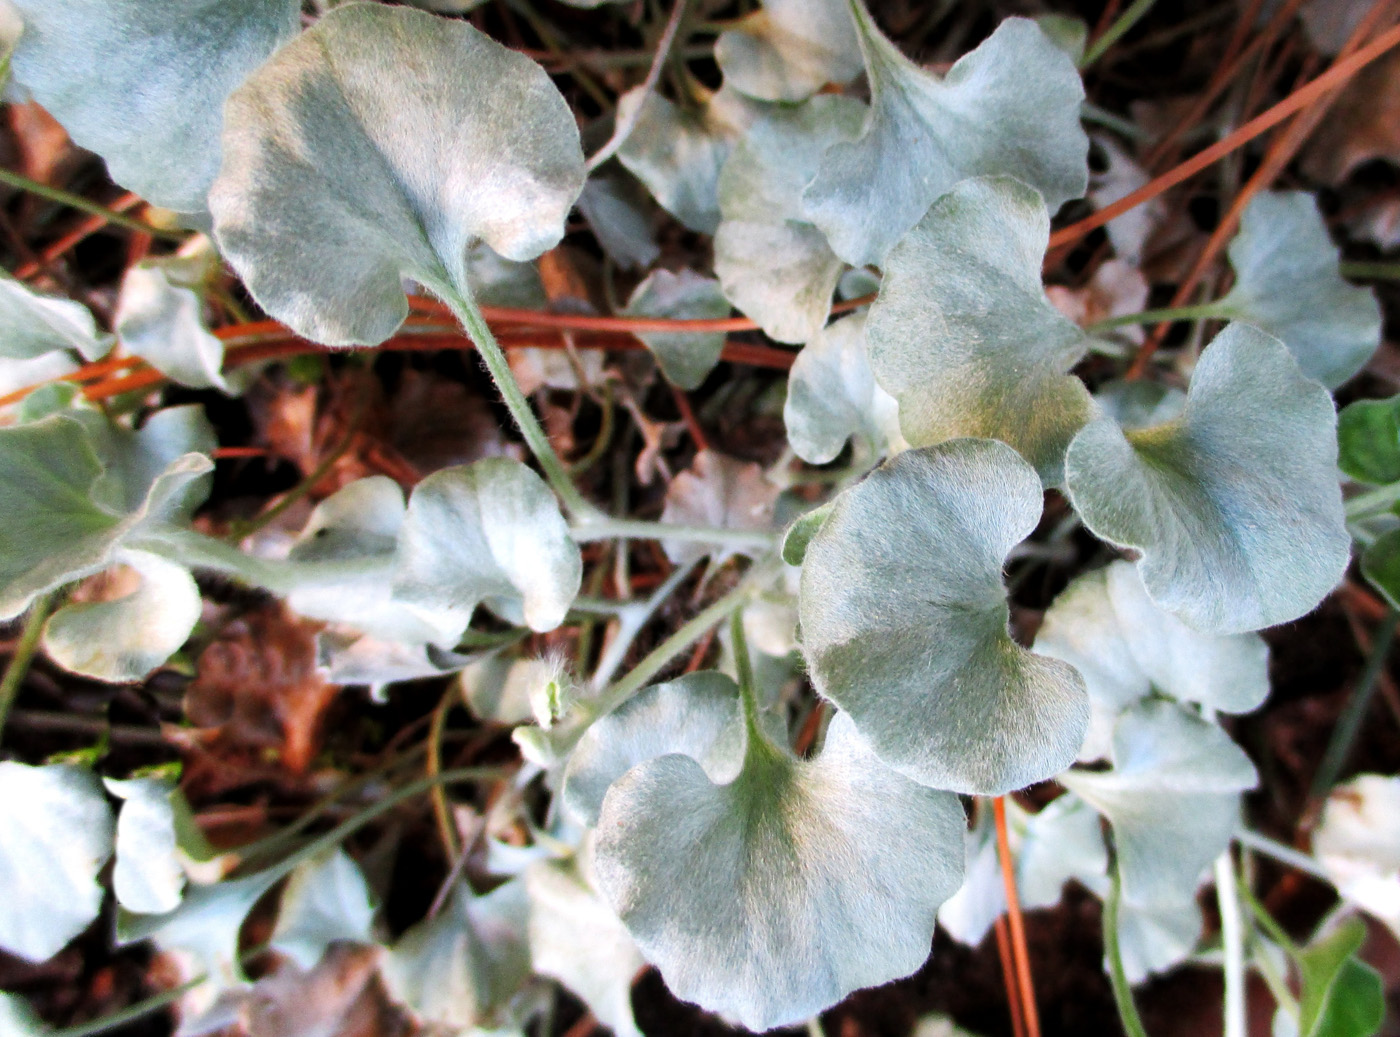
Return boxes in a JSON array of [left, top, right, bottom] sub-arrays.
[[1301, 47, 1400, 184]]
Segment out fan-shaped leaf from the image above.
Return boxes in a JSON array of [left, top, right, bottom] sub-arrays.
[[104, 775, 184, 916], [595, 711, 964, 1031], [209, 2, 584, 346], [1064, 323, 1349, 634], [799, 440, 1089, 795], [393, 459, 581, 636], [1214, 192, 1382, 389], [0, 275, 109, 362], [8, 0, 300, 215], [803, 12, 1088, 267], [0, 763, 114, 962], [866, 177, 1093, 484], [714, 95, 864, 343], [714, 0, 862, 103], [270, 849, 376, 970], [623, 269, 730, 390]]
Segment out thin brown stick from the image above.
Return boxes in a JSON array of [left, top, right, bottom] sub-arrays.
[[993, 915, 1028, 1037]]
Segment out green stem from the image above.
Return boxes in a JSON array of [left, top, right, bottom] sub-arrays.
[[50, 977, 205, 1037], [590, 559, 697, 690], [1105, 860, 1152, 1037], [1235, 828, 1331, 885], [730, 609, 759, 730], [1215, 854, 1247, 1037], [1081, 0, 1162, 68], [439, 284, 598, 521], [570, 517, 778, 551], [1309, 607, 1400, 799], [0, 168, 184, 240], [1341, 261, 1400, 281], [1085, 301, 1225, 333], [1237, 872, 1302, 960], [0, 591, 56, 744]]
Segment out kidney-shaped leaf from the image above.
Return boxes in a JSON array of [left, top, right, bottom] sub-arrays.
[[713, 95, 864, 344], [1214, 192, 1382, 389], [623, 269, 730, 390], [210, 2, 584, 346], [866, 177, 1093, 484], [714, 0, 862, 103], [9, 0, 300, 215], [595, 711, 964, 1031], [0, 275, 110, 362], [561, 671, 746, 826], [1065, 323, 1348, 634], [803, 11, 1088, 267], [0, 763, 114, 962], [799, 440, 1089, 795], [392, 459, 581, 635]]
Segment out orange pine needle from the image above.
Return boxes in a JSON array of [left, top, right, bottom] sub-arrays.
[[994, 796, 1041, 1037], [993, 915, 1029, 1037]]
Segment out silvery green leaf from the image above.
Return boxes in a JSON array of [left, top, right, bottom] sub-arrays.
[[0, 762, 114, 962], [1093, 380, 1186, 431], [622, 269, 730, 390], [1214, 192, 1381, 389], [714, 96, 864, 344], [1017, 793, 1108, 908], [1064, 323, 1349, 634], [283, 476, 458, 646], [44, 550, 201, 681], [382, 879, 531, 1032], [1337, 395, 1400, 485], [1035, 14, 1089, 61], [659, 450, 780, 566], [866, 177, 1093, 484], [463, 241, 548, 310], [119, 869, 283, 999], [799, 440, 1089, 795], [937, 801, 1025, 946], [1060, 700, 1255, 907], [0, 414, 212, 619], [1314, 774, 1400, 941], [316, 629, 475, 698], [115, 241, 237, 393], [1035, 561, 1269, 760], [714, 0, 862, 102], [0, 992, 47, 1036], [615, 84, 757, 234], [803, 13, 1089, 267], [392, 459, 582, 635], [1116, 899, 1203, 983], [209, 3, 585, 346], [8, 0, 300, 215], [78, 404, 216, 521], [784, 311, 903, 465], [1, 354, 79, 409], [270, 849, 376, 969], [104, 775, 184, 916], [525, 846, 644, 1037], [577, 171, 660, 273], [561, 671, 746, 826], [0, 275, 110, 362], [1088, 138, 1161, 267], [595, 711, 964, 1031], [460, 656, 562, 727]]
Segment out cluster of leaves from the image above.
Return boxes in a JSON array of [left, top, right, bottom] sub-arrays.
[[0, 0, 1397, 1035]]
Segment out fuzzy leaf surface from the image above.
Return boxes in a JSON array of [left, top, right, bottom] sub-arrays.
[[623, 269, 730, 390], [209, 2, 584, 345], [1064, 323, 1348, 634], [714, 0, 862, 102], [0, 275, 109, 362], [799, 440, 1088, 794]]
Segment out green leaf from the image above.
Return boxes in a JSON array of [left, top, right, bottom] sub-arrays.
[[561, 671, 746, 826], [209, 2, 584, 346], [866, 177, 1093, 484], [0, 274, 110, 362], [1314, 774, 1400, 942], [714, 0, 862, 103], [1059, 700, 1255, 908], [576, 171, 661, 273], [525, 847, 645, 1037], [392, 459, 580, 635], [658, 450, 780, 567], [714, 95, 864, 344], [1297, 919, 1385, 1037], [783, 312, 903, 465], [0, 413, 213, 619], [1215, 192, 1382, 389], [803, 12, 1088, 267], [1361, 529, 1400, 609], [799, 440, 1089, 795], [615, 84, 757, 235], [622, 268, 730, 390], [270, 849, 377, 970], [8, 0, 300, 215], [594, 710, 964, 1031], [382, 879, 531, 1032], [1338, 395, 1400, 485], [1093, 379, 1187, 431], [1064, 323, 1349, 634], [1034, 561, 1269, 761], [44, 550, 202, 681], [104, 775, 184, 916], [781, 502, 835, 567], [0, 763, 114, 962]]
